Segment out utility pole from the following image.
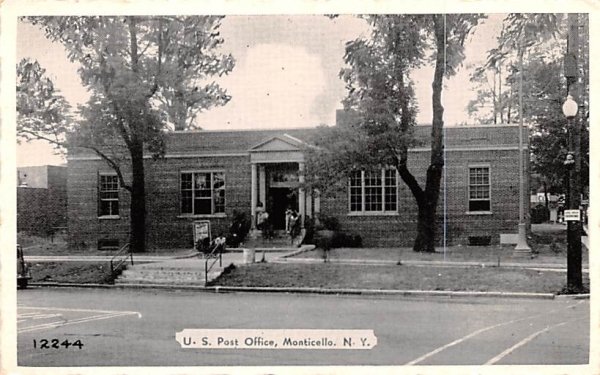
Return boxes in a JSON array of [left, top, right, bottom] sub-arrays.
[[564, 13, 583, 292], [513, 38, 531, 255]]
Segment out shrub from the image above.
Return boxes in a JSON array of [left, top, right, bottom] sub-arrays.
[[318, 215, 341, 231], [468, 236, 491, 246], [531, 204, 550, 224], [331, 232, 362, 248], [302, 215, 316, 245], [227, 210, 251, 248]]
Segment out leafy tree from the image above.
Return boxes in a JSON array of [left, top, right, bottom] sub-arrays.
[[16, 58, 72, 150], [306, 14, 483, 252], [19, 16, 234, 252], [471, 14, 589, 199], [468, 14, 564, 124]]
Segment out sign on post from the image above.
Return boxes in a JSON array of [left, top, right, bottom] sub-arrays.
[[193, 220, 211, 245], [564, 209, 581, 222]]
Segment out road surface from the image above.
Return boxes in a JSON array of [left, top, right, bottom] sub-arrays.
[[14, 287, 589, 367]]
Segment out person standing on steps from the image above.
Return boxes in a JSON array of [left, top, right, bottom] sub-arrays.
[[285, 206, 294, 233], [289, 210, 301, 245]]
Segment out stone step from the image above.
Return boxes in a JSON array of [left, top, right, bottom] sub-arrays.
[[116, 263, 224, 286], [122, 269, 206, 278], [114, 278, 207, 286]]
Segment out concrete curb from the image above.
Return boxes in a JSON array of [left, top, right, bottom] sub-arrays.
[[29, 282, 113, 288], [208, 286, 557, 299], [25, 282, 576, 300], [554, 293, 590, 300]]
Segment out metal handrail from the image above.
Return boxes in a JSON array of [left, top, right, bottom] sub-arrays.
[[110, 243, 133, 276], [204, 244, 223, 285]]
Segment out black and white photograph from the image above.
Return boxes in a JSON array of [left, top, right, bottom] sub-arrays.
[[1, 1, 597, 373]]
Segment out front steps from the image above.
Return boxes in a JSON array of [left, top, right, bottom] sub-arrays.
[[244, 229, 305, 249], [114, 258, 224, 287]]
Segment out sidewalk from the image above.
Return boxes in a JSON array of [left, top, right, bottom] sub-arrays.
[[26, 247, 589, 272]]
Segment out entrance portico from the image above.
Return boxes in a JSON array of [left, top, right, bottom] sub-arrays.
[[249, 134, 318, 230]]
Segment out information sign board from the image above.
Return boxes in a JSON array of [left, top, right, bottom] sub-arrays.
[[564, 209, 581, 221]]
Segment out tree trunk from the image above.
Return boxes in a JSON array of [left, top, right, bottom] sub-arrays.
[[543, 181, 549, 210], [129, 140, 146, 252], [492, 71, 497, 124], [498, 64, 504, 123], [507, 82, 514, 124], [412, 14, 446, 253]]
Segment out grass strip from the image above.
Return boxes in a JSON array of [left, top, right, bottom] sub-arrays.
[[215, 263, 589, 294]]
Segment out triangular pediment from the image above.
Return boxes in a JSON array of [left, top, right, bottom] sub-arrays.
[[249, 135, 303, 152]]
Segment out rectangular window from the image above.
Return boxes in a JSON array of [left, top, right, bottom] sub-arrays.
[[349, 169, 397, 213], [99, 174, 119, 217], [181, 171, 225, 215], [349, 171, 363, 212], [468, 166, 491, 212], [384, 169, 398, 211]]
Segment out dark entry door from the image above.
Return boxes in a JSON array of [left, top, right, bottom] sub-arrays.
[[268, 188, 297, 230]]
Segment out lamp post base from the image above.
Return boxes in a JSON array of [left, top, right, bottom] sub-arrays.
[[513, 223, 531, 256]]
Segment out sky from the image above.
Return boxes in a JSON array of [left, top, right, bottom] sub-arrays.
[[16, 14, 504, 166]]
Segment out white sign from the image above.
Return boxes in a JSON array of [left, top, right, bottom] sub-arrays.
[[176, 329, 377, 350], [193, 220, 211, 244], [564, 209, 581, 221]]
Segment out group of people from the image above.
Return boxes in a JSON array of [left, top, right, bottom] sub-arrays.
[[256, 205, 301, 240]]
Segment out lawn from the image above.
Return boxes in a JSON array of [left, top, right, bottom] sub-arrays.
[[17, 232, 193, 256], [293, 230, 588, 266], [29, 261, 118, 284], [214, 263, 589, 294]]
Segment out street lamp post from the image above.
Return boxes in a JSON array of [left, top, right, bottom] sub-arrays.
[[562, 94, 583, 292], [562, 13, 584, 293]]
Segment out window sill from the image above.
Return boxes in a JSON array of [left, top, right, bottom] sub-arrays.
[[177, 214, 227, 219], [465, 211, 493, 215], [347, 211, 399, 217], [98, 215, 120, 220]]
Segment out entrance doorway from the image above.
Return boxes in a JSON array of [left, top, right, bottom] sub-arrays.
[[268, 188, 298, 230]]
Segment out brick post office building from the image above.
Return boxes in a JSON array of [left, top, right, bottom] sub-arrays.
[[67, 115, 529, 251]]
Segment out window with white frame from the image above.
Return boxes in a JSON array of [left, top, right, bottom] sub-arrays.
[[468, 166, 491, 212], [99, 174, 119, 217], [181, 171, 225, 215], [349, 169, 397, 213]]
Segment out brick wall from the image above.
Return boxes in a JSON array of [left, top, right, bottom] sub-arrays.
[[17, 165, 67, 235], [68, 156, 252, 251], [17, 187, 50, 234], [67, 125, 527, 250], [320, 147, 524, 247]]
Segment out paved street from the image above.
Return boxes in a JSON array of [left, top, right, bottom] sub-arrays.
[[15, 287, 589, 367]]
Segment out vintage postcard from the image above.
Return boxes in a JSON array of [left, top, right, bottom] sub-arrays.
[[1, 1, 597, 374]]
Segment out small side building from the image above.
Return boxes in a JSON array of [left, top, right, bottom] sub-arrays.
[[17, 165, 67, 235]]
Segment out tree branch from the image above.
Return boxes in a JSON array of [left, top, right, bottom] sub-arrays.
[[395, 159, 425, 205], [17, 128, 65, 149], [85, 145, 132, 192]]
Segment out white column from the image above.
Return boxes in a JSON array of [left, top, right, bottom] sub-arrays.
[[298, 162, 305, 227], [314, 189, 320, 216], [258, 165, 266, 207], [251, 163, 257, 229], [306, 190, 313, 219]]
